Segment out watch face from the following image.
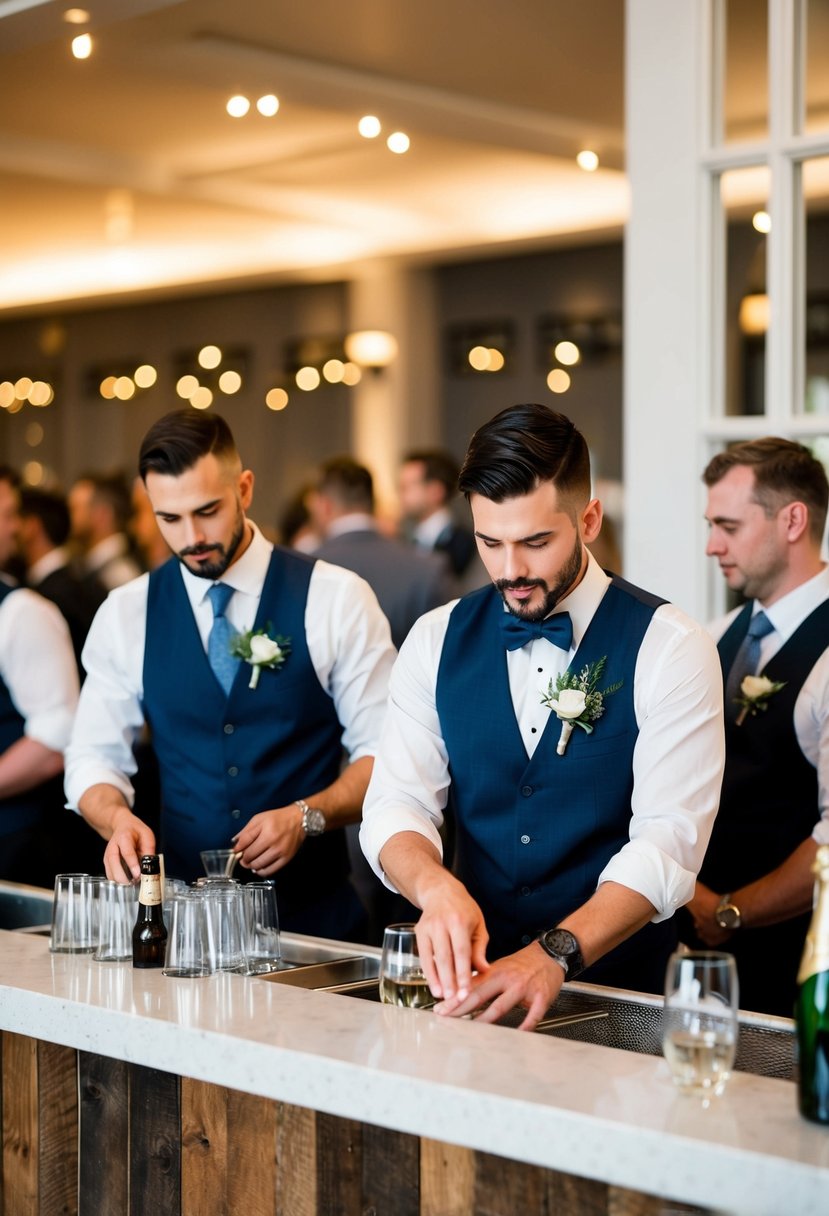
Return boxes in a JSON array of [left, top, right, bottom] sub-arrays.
[[716, 904, 740, 930], [304, 808, 326, 836], [542, 928, 579, 958]]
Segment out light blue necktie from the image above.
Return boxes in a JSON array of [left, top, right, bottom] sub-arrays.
[[206, 583, 240, 695], [725, 609, 774, 720]]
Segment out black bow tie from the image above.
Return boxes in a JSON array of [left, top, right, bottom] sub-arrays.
[[500, 610, 573, 652]]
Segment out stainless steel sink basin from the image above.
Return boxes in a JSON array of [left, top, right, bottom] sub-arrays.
[[0, 880, 52, 931], [325, 974, 796, 1081], [259, 954, 380, 990]]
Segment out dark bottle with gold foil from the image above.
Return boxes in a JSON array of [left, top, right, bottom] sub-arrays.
[[132, 854, 167, 969], [795, 844, 829, 1124]]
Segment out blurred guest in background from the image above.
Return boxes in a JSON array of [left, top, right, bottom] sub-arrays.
[[18, 488, 105, 674], [683, 438, 829, 1016], [69, 471, 142, 591], [129, 476, 168, 571], [277, 484, 321, 553], [398, 449, 485, 589], [0, 468, 79, 886], [310, 456, 456, 650]]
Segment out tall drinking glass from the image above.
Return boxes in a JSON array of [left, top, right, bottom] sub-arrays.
[[241, 881, 281, 974], [200, 849, 241, 878], [50, 874, 101, 954], [379, 923, 433, 1009], [662, 950, 739, 1097]]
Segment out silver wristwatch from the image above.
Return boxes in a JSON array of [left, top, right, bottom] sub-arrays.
[[295, 798, 326, 837], [714, 893, 742, 931]]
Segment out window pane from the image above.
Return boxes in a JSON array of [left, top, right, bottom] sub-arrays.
[[802, 156, 829, 415], [722, 166, 771, 416], [804, 0, 829, 134], [722, 0, 768, 144]]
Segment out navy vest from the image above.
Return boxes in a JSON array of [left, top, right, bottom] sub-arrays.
[[698, 598, 829, 1014], [143, 549, 349, 907], [436, 576, 668, 963], [0, 582, 60, 835]]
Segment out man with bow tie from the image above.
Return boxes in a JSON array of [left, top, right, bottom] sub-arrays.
[[361, 404, 724, 1028]]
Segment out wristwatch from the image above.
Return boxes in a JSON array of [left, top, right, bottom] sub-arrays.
[[714, 893, 742, 931], [537, 927, 585, 979], [295, 799, 326, 837]]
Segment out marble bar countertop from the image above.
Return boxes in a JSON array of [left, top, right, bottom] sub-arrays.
[[1, 929, 828, 1215]]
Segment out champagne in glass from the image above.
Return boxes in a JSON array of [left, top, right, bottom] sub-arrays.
[[662, 950, 738, 1097], [380, 923, 433, 1010]]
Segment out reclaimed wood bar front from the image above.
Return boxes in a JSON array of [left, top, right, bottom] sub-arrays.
[[1, 930, 827, 1216]]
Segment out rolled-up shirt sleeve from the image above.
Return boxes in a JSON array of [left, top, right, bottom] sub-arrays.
[[598, 606, 725, 920], [64, 577, 149, 810], [0, 588, 78, 751], [360, 603, 456, 889]]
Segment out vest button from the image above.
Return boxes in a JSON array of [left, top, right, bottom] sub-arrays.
[[520, 834, 530, 845], [223, 724, 235, 735], [520, 886, 531, 896], [521, 785, 533, 797], [231, 808, 241, 819], [227, 766, 239, 777]]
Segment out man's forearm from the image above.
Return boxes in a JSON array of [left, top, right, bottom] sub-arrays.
[[0, 737, 64, 799], [302, 755, 374, 830], [729, 838, 819, 929], [558, 882, 656, 968], [379, 830, 450, 908], [78, 783, 135, 840]]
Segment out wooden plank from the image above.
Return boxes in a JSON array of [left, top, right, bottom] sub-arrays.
[[78, 1052, 129, 1216], [181, 1080, 277, 1216], [420, 1138, 475, 1216], [276, 1103, 315, 1216], [474, 1150, 549, 1215], [547, 1168, 608, 1214], [316, 1112, 361, 1216], [2, 1032, 38, 1216], [361, 1123, 418, 1216], [37, 1040, 78, 1216], [129, 1064, 180, 1216]]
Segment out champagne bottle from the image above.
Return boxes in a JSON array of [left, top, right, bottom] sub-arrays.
[[132, 854, 167, 969], [795, 844, 829, 1124]]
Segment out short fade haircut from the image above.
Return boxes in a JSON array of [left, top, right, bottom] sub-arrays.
[[317, 456, 374, 513], [402, 449, 460, 501], [139, 410, 239, 481], [20, 488, 71, 547], [703, 437, 829, 545], [458, 403, 591, 511]]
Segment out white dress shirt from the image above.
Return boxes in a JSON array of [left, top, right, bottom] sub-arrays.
[[709, 565, 829, 845], [64, 524, 396, 810], [361, 554, 725, 921], [0, 580, 79, 751]]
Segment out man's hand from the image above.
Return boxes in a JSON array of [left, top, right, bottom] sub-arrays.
[[414, 874, 490, 1003], [103, 809, 156, 883], [686, 881, 732, 947], [434, 942, 565, 1031], [232, 804, 306, 876]]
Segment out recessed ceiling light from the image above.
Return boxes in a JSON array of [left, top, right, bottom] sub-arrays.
[[387, 131, 410, 154], [358, 115, 381, 139], [63, 8, 90, 23], [226, 95, 250, 118], [256, 94, 279, 117], [576, 149, 599, 172], [71, 33, 93, 59]]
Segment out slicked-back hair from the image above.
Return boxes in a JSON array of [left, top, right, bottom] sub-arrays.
[[138, 410, 239, 481], [317, 456, 374, 513], [458, 404, 591, 509], [704, 437, 829, 545]]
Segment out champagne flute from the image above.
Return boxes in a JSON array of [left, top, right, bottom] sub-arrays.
[[379, 923, 434, 1009], [662, 950, 738, 1097]]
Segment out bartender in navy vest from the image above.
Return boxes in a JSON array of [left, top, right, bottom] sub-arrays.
[[361, 404, 725, 1029], [64, 410, 396, 941], [682, 438, 829, 1016]]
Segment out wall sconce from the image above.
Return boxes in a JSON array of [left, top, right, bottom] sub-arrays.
[[344, 330, 398, 371], [739, 293, 770, 336]]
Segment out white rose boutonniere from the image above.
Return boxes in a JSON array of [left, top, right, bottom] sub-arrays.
[[541, 656, 623, 756], [230, 626, 291, 689], [734, 673, 786, 726]]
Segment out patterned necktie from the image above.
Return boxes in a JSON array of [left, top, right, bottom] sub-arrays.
[[206, 583, 240, 695], [500, 610, 573, 653], [725, 609, 774, 720]]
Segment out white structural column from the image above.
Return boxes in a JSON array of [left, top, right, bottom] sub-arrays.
[[347, 265, 440, 514], [624, 0, 710, 620]]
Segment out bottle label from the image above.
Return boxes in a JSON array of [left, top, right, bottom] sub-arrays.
[[138, 873, 162, 906], [797, 850, 829, 986]]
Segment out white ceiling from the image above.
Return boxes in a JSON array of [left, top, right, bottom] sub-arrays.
[[0, 0, 628, 313]]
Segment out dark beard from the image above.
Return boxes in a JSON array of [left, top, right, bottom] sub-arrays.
[[177, 514, 246, 580], [495, 537, 584, 623]]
